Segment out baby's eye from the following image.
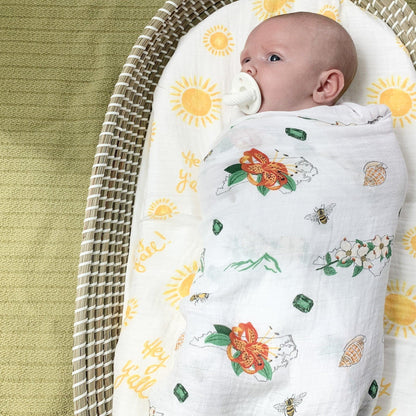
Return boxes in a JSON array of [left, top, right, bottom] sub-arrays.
[[268, 54, 281, 62], [241, 57, 250, 64]]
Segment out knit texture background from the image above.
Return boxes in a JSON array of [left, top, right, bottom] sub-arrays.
[[0, 1, 164, 415], [1, 1, 415, 415]]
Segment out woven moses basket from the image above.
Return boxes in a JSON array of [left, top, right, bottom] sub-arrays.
[[72, 0, 416, 414]]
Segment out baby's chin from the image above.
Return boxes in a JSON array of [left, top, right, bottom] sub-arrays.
[[257, 105, 293, 113], [257, 100, 296, 112], [258, 101, 319, 113]]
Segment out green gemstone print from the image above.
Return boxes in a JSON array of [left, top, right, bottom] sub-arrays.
[[212, 219, 223, 235], [285, 127, 307, 141], [293, 294, 314, 313], [173, 383, 189, 403], [368, 380, 378, 399]]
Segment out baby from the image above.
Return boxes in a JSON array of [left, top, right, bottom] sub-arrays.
[[149, 12, 407, 416], [238, 11, 357, 112]]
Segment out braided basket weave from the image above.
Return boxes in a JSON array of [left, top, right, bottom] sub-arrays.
[[72, 0, 416, 414]]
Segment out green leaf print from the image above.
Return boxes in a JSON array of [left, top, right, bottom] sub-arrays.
[[386, 245, 392, 259], [231, 351, 243, 376], [205, 333, 231, 346], [352, 265, 363, 277], [325, 252, 332, 264], [231, 361, 243, 376], [214, 324, 232, 336], [324, 266, 337, 276], [228, 170, 247, 186], [337, 259, 353, 268], [258, 359, 273, 380], [225, 164, 243, 174], [257, 185, 270, 196], [282, 174, 296, 191]]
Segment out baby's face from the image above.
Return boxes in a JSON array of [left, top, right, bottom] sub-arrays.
[[240, 18, 322, 112]]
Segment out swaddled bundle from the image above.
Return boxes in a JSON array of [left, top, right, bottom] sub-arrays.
[[149, 103, 407, 415]]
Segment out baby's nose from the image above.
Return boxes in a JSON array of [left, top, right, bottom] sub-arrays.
[[242, 62, 256, 76]]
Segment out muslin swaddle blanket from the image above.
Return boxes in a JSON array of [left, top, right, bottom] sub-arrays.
[[148, 103, 407, 415]]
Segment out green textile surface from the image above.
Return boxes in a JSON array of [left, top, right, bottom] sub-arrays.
[[0, 1, 415, 415], [0, 1, 165, 415]]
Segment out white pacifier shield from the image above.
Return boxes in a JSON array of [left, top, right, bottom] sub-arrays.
[[223, 72, 262, 114]]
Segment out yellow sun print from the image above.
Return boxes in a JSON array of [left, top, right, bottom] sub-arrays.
[[378, 377, 393, 397], [163, 261, 198, 309], [403, 226, 416, 258], [170, 76, 221, 127], [367, 76, 416, 127], [203, 25, 235, 56], [396, 37, 410, 56], [372, 408, 397, 416], [252, 0, 295, 21], [150, 121, 156, 142], [320, 5, 340, 22], [123, 298, 139, 326], [175, 332, 185, 350], [147, 198, 179, 220], [384, 279, 416, 338]]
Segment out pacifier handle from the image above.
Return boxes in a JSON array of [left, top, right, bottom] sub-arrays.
[[223, 72, 262, 114]]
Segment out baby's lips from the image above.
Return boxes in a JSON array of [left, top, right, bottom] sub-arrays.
[[223, 72, 262, 114]]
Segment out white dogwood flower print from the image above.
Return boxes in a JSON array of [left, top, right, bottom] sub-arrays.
[[373, 235, 391, 258], [314, 235, 393, 277], [335, 239, 355, 264], [351, 243, 377, 269]]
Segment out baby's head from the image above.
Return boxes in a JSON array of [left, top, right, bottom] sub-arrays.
[[240, 12, 358, 112]]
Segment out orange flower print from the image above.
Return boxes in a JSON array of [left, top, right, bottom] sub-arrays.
[[240, 148, 289, 190], [205, 322, 292, 380], [226, 323, 269, 374], [224, 148, 297, 196]]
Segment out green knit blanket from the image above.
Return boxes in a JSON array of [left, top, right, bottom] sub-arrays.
[[0, 1, 164, 415]]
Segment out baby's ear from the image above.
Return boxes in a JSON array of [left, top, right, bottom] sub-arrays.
[[312, 69, 345, 106]]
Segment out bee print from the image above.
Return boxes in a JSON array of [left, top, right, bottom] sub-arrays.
[[190, 292, 210, 304], [274, 392, 307, 415], [304, 203, 336, 225]]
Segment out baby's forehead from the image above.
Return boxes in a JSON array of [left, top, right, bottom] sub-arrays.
[[243, 18, 316, 51], [251, 14, 343, 40]]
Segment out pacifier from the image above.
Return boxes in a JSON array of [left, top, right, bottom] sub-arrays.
[[223, 72, 262, 114]]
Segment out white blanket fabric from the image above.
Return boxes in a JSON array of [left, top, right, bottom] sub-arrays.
[[148, 103, 407, 415], [112, 1, 416, 415]]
